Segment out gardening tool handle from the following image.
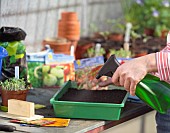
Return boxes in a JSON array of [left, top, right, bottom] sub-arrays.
[[96, 54, 120, 79], [0, 124, 16, 132]]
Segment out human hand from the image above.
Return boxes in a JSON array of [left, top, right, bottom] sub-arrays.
[[111, 58, 148, 96], [93, 76, 112, 90], [97, 53, 157, 96], [97, 77, 113, 86], [97, 59, 147, 96]]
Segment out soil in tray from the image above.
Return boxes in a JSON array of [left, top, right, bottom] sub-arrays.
[[58, 88, 127, 104]]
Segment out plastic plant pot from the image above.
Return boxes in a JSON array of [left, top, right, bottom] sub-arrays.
[[0, 46, 8, 78]]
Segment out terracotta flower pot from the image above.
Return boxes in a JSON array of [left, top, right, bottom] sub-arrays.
[[58, 30, 80, 35], [75, 43, 94, 59], [66, 35, 80, 41], [108, 33, 124, 42], [144, 28, 155, 36], [1, 89, 28, 107], [58, 12, 80, 41], [61, 12, 78, 21], [161, 30, 169, 39], [42, 37, 72, 55], [58, 20, 80, 28]]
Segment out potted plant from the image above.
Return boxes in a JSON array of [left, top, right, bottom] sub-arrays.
[[84, 46, 106, 58], [89, 23, 100, 38], [0, 78, 30, 106], [106, 18, 125, 42], [120, 0, 170, 37], [107, 48, 132, 59], [75, 37, 95, 59]]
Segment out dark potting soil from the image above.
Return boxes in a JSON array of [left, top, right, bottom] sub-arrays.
[[58, 88, 127, 104]]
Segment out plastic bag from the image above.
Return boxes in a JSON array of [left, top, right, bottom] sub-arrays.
[[0, 27, 26, 42], [0, 27, 28, 82]]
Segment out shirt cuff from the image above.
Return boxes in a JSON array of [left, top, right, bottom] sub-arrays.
[[156, 51, 170, 82]]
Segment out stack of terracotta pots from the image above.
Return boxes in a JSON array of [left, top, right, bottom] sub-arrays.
[[58, 12, 80, 50]]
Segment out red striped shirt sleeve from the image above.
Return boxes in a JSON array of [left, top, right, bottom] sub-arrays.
[[156, 31, 170, 82]]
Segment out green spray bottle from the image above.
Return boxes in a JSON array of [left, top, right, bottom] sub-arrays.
[[96, 55, 170, 114]]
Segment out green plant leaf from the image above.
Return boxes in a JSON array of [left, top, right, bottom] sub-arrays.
[[6, 41, 18, 56], [0, 42, 8, 48], [16, 42, 25, 54], [0, 78, 30, 91], [9, 55, 16, 64]]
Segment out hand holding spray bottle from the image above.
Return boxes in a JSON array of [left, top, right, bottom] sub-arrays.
[[96, 55, 170, 114]]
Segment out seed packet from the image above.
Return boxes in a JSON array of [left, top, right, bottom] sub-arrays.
[[10, 119, 55, 126], [26, 49, 52, 88], [74, 56, 108, 90], [41, 53, 75, 88], [42, 118, 70, 127]]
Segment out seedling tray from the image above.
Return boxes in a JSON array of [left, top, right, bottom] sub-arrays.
[[50, 81, 129, 120]]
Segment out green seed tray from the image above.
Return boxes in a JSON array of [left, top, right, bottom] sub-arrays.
[[50, 81, 129, 120]]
